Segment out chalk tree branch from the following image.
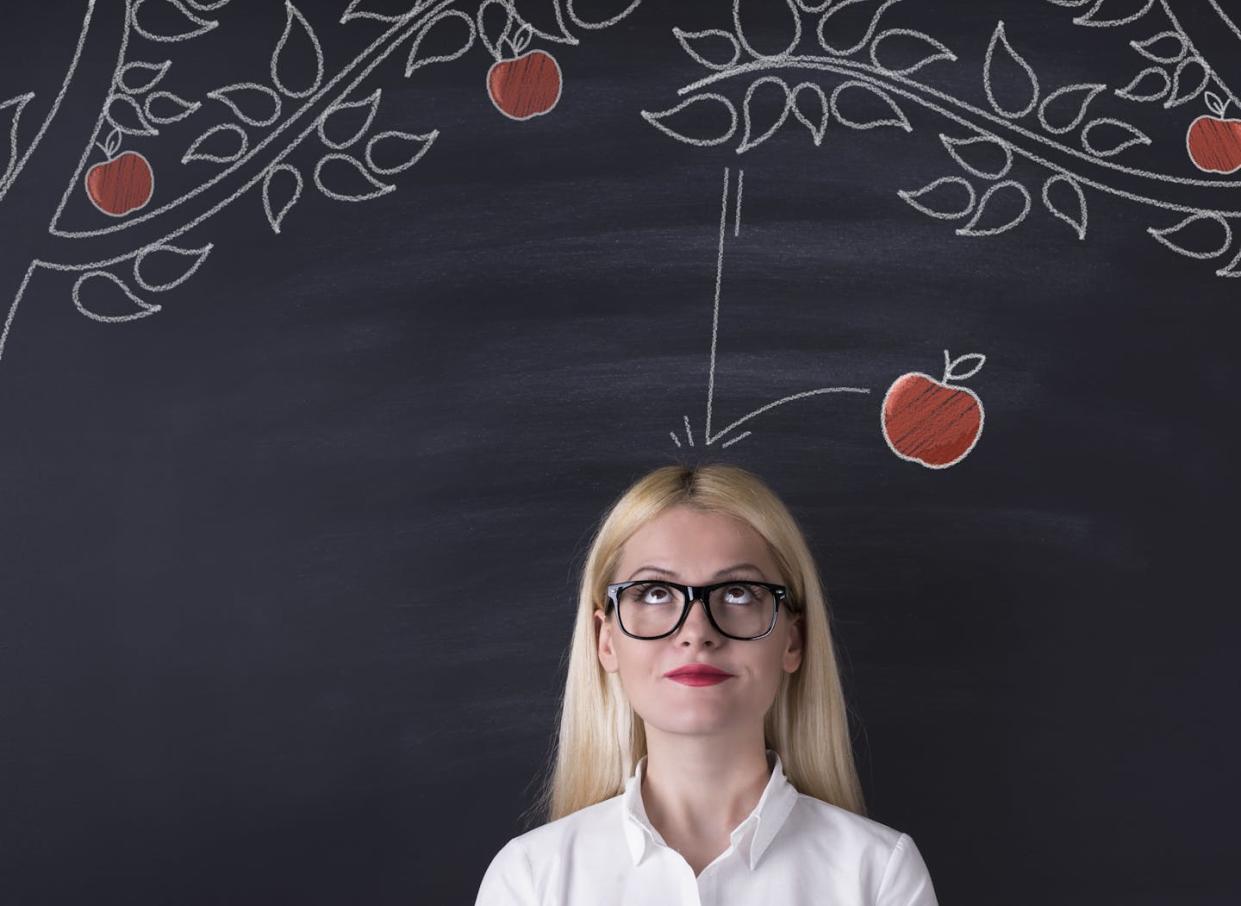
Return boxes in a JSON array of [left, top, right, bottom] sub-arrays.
[[679, 55, 1241, 217], [35, 0, 458, 270]]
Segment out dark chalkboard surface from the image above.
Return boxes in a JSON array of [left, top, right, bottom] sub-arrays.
[[2, 1, 1238, 903]]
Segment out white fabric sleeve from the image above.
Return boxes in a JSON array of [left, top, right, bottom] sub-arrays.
[[876, 833, 939, 906], [474, 837, 538, 906]]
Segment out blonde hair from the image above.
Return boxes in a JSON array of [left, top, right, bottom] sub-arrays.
[[518, 462, 866, 830]]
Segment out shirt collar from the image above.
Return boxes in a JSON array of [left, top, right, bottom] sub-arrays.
[[620, 747, 799, 871]]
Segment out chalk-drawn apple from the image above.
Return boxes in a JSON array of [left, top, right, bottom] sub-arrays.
[[84, 127, 153, 217], [1186, 92, 1241, 174], [881, 350, 986, 469], [486, 23, 561, 120]]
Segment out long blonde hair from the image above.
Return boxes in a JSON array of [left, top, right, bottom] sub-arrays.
[[518, 462, 866, 830]]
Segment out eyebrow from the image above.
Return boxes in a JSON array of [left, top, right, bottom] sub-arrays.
[[627, 563, 766, 581]]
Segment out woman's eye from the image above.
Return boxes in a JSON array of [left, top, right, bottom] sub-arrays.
[[626, 583, 673, 604], [724, 584, 760, 604]]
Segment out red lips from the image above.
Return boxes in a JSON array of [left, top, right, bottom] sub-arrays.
[[665, 664, 733, 678]]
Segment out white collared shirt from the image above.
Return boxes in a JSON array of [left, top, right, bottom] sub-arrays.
[[475, 748, 939, 906]]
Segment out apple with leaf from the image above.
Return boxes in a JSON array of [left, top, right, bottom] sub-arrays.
[[1186, 91, 1241, 174], [84, 125, 154, 217], [486, 21, 561, 121], [882, 350, 986, 469]]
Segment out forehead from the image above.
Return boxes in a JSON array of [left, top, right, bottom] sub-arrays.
[[614, 506, 780, 579]]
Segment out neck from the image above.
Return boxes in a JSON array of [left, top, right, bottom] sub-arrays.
[[639, 732, 773, 843]]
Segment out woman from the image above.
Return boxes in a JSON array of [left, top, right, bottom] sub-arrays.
[[475, 463, 939, 905]]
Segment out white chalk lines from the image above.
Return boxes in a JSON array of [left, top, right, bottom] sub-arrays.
[[670, 166, 870, 450], [642, 0, 1241, 277], [670, 165, 985, 470], [0, 0, 642, 365], [8, 1, 452, 333]]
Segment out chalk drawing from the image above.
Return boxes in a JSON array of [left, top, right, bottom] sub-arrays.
[[789, 82, 829, 146], [672, 27, 741, 72], [1130, 30, 1186, 64], [641, 0, 1241, 277], [1115, 68, 1170, 104], [881, 350, 986, 469], [1042, 173, 1088, 239], [1185, 93, 1241, 176], [1073, 0, 1155, 29], [206, 83, 282, 128], [0, 0, 640, 369], [870, 28, 957, 77], [672, 169, 983, 469], [983, 20, 1039, 119], [676, 167, 871, 451], [1037, 83, 1106, 135], [478, 7, 562, 120], [84, 128, 155, 217], [898, 175, 975, 220]]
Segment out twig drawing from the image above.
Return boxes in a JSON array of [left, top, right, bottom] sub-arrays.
[[642, 0, 1241, 273], [671, 165, 871, 451], [0, 0, 638, 367]]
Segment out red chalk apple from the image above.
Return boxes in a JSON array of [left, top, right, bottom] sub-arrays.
[[85, 134, 153, 217], [882, 350, 986, 469], [1186, 92, 1241, 174], [486, 23, 561, 122]]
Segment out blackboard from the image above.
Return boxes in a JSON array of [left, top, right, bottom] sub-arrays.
[[2, 1, 1237, 903]]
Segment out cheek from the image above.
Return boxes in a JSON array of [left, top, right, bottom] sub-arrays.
[[613, 641, 657, 685], [740, 650, 789, 691]]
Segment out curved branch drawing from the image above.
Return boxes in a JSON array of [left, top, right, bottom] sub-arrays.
[[673, 56, 1241, 216], [660, 0, 1240, 458], [648, 1, 1241, 278], [43, 1, 458, 265], [0, 0, 641, 368]]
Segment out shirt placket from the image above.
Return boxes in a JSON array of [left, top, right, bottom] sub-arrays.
[[687, 817, 755, 906]]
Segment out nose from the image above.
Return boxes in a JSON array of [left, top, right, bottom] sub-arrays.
[[676, 594, 720, 641]]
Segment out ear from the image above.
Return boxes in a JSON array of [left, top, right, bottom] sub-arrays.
[[783, 613, 804, 673], [595, 607, 618, 672]]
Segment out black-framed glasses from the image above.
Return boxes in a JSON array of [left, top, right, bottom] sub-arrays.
[[604, 580, 791, 641]]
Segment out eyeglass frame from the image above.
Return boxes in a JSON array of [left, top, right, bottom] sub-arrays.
[[603, 579, 792, 641]]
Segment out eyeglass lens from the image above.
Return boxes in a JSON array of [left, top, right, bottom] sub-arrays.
[[616, 582, 776, 639]]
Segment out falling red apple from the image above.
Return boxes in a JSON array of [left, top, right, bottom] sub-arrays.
[[486, 24, 561, 122], [85, 128, 153, 217], [881, 350, 986, 469], [1186, 91, 1241, 174]]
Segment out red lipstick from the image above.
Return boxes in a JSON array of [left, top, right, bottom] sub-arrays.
[[665, 664, 734, 686]]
